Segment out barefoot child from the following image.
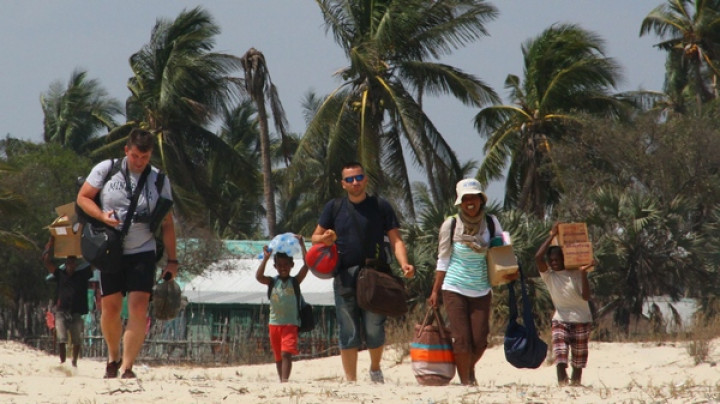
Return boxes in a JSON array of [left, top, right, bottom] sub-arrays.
[[535, 223, 594, 386], [255, 235, 309, 382]]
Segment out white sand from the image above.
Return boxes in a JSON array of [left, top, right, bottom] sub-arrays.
[[0, 339, 718, 403]]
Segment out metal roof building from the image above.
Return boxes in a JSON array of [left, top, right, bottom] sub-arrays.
[[182, 257, 335, 306]]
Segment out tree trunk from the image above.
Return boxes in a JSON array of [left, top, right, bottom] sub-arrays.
[[256, 96, 276, 237]]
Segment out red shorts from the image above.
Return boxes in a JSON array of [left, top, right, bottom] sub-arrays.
[[269, 324, 299, 362]]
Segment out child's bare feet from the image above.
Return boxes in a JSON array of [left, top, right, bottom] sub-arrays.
[[557, 363, 569, 386], [570, 367, 582, 386]]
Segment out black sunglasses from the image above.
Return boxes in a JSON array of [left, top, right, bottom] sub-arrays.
[[343, 174, 365, 183]]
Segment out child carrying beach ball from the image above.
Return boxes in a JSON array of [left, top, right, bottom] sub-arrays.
[[255, 233, 309, 382]]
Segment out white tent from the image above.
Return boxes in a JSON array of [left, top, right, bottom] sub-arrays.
[[182, 258, 335, 306]]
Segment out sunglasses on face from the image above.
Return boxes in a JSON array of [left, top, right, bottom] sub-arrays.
[[343, 174, 365, 183]]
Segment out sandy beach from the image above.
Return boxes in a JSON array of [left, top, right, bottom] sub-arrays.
[[1, 338, 718, 403]]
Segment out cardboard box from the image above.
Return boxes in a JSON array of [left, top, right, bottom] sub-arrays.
[[53, 230, 82, 258], [487, 245, 518, 286], [549, 223, 594, 270], [562, 241, 594, 270], [558, 222, 589, 245], [47, 202, 82, 258]]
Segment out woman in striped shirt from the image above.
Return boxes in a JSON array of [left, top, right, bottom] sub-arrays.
[[428, 178, 510, 385]]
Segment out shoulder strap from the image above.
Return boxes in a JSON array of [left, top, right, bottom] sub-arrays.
[[507, 264, 536, 332], [104, 158, 122, 184], [449, 215, 457, 249], [155, 170, 165, 194], [120, 166, 150, 237], [291, 276, 303, 307], [331, 197, 344, 222], [267, 276, 278, 300], [486, 214, 496, 238], [95, 158, 122, 209]]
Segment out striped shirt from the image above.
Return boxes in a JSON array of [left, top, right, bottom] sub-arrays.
[[436, 215, 502, 297]]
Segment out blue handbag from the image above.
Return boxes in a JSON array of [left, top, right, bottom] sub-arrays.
[[504, 264, 547, 369]]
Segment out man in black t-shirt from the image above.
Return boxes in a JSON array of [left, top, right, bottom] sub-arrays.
[[311, 162, 414, 383], [42, 237, 92, 367]]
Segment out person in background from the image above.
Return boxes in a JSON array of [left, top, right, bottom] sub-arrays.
[[255, 234, 308, 382], [428, 178, 515, 385], [41, 236, 92, 367], [535, 222, 594, 386], [311, 161, 414, 384], [77, 128, 178, 379]]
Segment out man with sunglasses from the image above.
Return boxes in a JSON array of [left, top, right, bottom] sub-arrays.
[[312, 162, 414, 384]]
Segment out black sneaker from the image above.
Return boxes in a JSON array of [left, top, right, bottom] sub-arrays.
[[121, 368, 136, 379], [104, 360, 121, 379]]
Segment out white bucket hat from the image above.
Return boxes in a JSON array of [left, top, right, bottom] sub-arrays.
[[454, 178, 488, 205]]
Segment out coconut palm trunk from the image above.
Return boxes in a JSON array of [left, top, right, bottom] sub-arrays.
[[256, 95, 276, 237], [241, 48, 289, 237]]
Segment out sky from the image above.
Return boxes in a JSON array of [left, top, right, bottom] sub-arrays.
[[0, 1, 668, 201]]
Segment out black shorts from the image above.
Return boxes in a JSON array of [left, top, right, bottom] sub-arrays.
[[99, 251, 157, 296]]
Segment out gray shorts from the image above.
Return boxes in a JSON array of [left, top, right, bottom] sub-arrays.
[[55, 312, 84, 344]]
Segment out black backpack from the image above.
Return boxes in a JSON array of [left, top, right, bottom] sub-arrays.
[[267, 276, 315, 333]]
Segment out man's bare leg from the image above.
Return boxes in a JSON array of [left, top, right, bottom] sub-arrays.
[[340, 348, 358, 381], [101, 293, 123, 363], [121, 291, 150, 373]]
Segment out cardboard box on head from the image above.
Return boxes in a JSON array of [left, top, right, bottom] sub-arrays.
[[551, 222, 594, 270], [47, 202, 82, 258]]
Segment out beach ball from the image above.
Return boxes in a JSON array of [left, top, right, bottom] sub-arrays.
[[266, 232, 302, 257], [305, 244, 338, 279]]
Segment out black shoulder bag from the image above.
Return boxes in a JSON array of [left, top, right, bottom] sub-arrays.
[[81, 166, 150, 273]]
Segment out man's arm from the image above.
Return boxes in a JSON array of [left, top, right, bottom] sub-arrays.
[[311, 225, 336, 246], [76, 182, 120, 227], [387, 228, 414, 278]]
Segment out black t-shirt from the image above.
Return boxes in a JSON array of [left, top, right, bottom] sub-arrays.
[[53, 265, 92, 314], [318, 195, 399, 270]]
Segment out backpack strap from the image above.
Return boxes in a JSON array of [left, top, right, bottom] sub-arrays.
[[266, 276, 277, 300], [155, 170, 166, 195], [290, 276, 303, 307], [89, 158, 121, 205], [267, 276, 304, 311], [95, 158, 123, 209], [449, 215, 457, 250], [330, 197, 344, 224], [486, 214, 496, 238]]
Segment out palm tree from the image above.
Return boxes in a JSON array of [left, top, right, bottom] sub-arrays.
[[301, 0, 500, 218], [211, 100, 265, 239], [279, 91, 351, 235], [640, 0, 720, 108], [586, 186, 712, 333], [115, 7, 255, 222], [475, 24, 624, 218], [40, 69, 122, 153], [240, 48, 290, 237]]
